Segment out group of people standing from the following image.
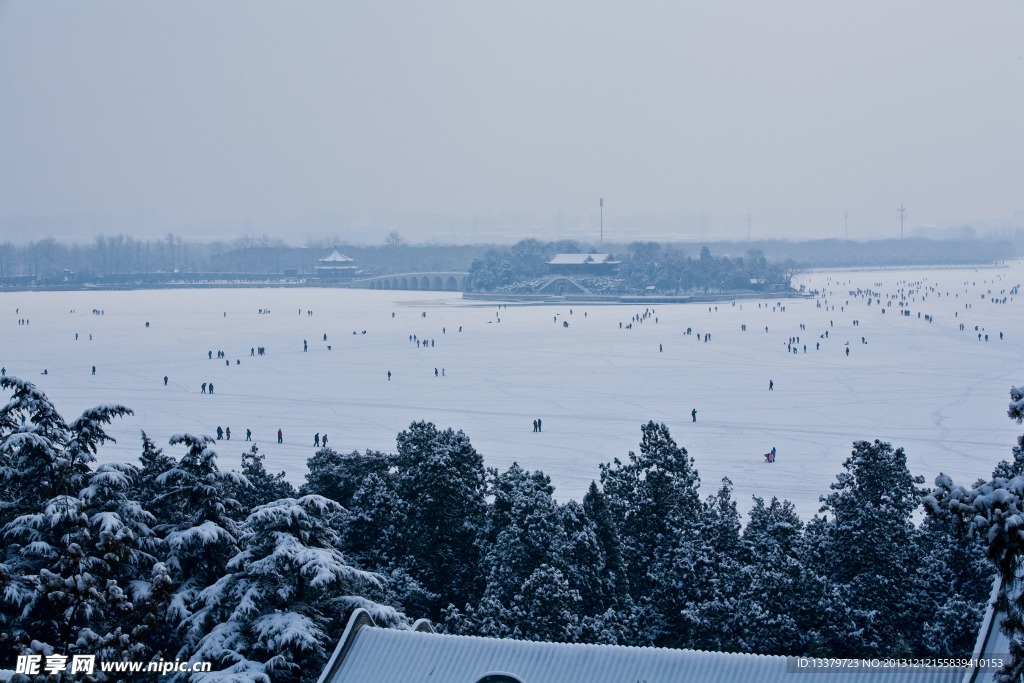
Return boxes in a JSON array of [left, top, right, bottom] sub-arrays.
[[313, 432, 329, 448], [532, 419, 543, 432]]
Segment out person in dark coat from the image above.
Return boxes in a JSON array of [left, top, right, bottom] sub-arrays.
[[691, 408, 697, 422]]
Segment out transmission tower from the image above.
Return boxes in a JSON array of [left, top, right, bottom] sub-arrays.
[[898, 204, 906, 240]]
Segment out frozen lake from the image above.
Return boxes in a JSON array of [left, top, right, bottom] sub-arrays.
[[3, 263, 1022, 518]]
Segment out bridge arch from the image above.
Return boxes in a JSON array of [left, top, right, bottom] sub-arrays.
[[408, 276, 418, 290], [381, 279, 390, 290], [431, 275, 442, 290], [446, 276, 458, 291], [420, 276, 430, 290]]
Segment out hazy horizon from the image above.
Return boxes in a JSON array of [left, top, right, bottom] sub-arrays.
[[1, 1, 1022, 245]]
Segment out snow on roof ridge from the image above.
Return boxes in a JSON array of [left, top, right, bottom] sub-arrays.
[[365, 624, 786, 660]]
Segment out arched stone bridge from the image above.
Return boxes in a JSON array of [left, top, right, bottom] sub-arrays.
[[350, 271, 471, 292]]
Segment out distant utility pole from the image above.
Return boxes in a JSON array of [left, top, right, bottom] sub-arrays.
[[747, 213, 751, 241], [898, 204, 906, 240], [600, 198, 604, 247]]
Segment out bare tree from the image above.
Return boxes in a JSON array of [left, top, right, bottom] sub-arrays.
[[0, 242, 14, 277], [385, 230, 404, 248]]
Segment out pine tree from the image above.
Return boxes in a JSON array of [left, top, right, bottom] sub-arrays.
[[0, 376, 142, 666], [923, 385, 1024, 681], [185, 496, 401, 683], [599, 421, 702, 645], [687, 478, 744, 652], [817, 440, 927, 656], [343, 472, 405, 570], [153, 434, 249, 656], [132, 431, 178, 529], [505, 565, 583, 643], [481, 464, 566, 605], [391, 421, 487, 619], [582, 481, 628, 604], [301, 448, 390, 509], [724, 496, 835, 655], [231, 443, 297, 515], [910, 515, 994, 656]]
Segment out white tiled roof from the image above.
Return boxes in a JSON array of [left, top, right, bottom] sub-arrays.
[[320, 610, 966, 683], [548, 253, 616, 265], [319, 250, 354, 263]]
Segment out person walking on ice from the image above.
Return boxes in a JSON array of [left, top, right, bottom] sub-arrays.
[[322, 434, 328, 448], [314, 433, 320, 447], [208, 383, 213, 394], [388, 371, 392, 380], [769, 380, 773, 391], [533, 419, 538, 432], [201, 383, 206, 394], [217, 426, 223, 440], [246, 429, 251, 441], [226, 427, 230, 440], [278, 429, 283, 443], [164, 376, 168, 386], [537, 419, 542, 432], [691, 408, 697, 422]]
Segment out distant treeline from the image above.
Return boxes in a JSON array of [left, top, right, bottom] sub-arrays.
[[0, 233, 1012, 285], [687, 237, 1015, 269]]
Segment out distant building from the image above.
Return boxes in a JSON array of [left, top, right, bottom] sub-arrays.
[[316, 250, 357, 280], [546, 253, 620, 276]]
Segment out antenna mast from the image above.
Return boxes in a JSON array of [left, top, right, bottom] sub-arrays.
[[897, 204, 906, 240]]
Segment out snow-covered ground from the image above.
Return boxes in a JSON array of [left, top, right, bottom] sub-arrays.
[[2, 263, 1022, 518]]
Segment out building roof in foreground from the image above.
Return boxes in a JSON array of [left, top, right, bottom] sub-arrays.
[[319, 250, 354, 263], [547, 253, 619, 265], [318, 609, 973, 683]]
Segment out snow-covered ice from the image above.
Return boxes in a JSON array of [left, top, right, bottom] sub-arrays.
[[3, 263, 1022, 518]]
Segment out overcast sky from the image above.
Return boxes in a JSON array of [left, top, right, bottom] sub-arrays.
[[0, 1, 1022, 244]]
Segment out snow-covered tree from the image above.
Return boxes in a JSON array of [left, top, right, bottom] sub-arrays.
[[0, 376, 145, 669], [686, 478, 744, 652], [816, 439, 927, 656], [724, 496, 838, 655], [599, 421, 703, 645], [151, 434, 249, 656], [910, 514, 994, 657], [301, 448, 390, 510], [390, 421, 487, 619], [924, 385, 1024, 681], [184, 496, 401, 683], [582, 481, 628, 604], [231, 444, 296, 515], [132, 431, 179, 525]]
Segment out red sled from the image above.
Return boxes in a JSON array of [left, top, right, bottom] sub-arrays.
[[764, 452, 775, 463]]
